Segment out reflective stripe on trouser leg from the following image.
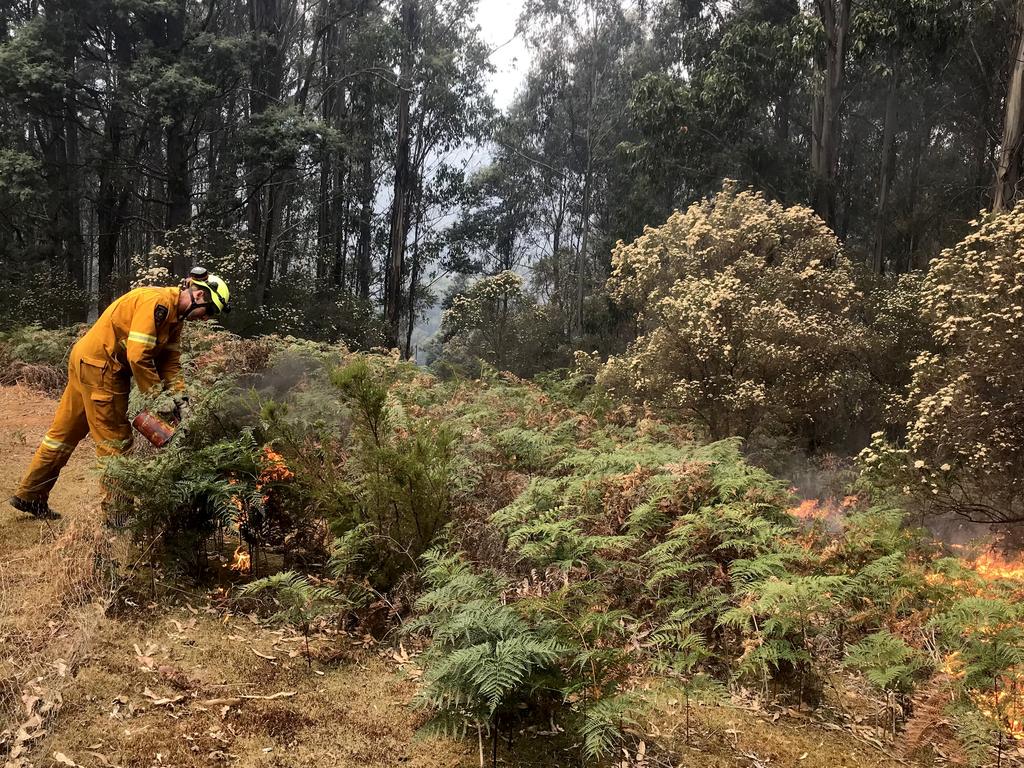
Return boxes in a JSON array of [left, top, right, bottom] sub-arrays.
[[15, 379, 91, 502]]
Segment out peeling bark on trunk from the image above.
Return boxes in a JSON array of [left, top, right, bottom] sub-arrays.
[[810, 0, 850, 228], [993, 4, 1024, 212]]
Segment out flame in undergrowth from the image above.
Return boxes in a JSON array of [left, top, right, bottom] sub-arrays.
[[948, 655, 1024, 740], [788, 499, 830, 520], [970, 669, 1024, 741], [969, 550, 1024, 582], [934, 548, 1024, 740], [259, 446, 294, 485], [787, 495, 859, 522], [937, 542, 1024, 587], [229, 544, 251, 573]]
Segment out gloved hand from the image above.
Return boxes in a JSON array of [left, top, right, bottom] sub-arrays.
[[155, 392, 188, 424], [170, 392, 189, 424]]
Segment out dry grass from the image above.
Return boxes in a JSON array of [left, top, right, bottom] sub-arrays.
[[0, 362, 67, 395], [0, 515, 118, 765], [0, 516, 109, 658], [41, 606, 469, 768], [646, 695, 921, 768]]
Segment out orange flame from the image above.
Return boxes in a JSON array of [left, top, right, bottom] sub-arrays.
[[970, 550, 1024, 583], [258, 446, 294, 486], [926, 546, 1024, 599], [787, 498, 844, 521], [970, 669, 1024, 740], [229, 544, 251, 573]]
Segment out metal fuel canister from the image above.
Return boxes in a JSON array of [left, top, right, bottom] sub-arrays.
[[132, 410, 177, 448]]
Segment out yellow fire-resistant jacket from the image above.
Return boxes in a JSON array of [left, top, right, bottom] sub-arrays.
[[76, 286, 185, 394]]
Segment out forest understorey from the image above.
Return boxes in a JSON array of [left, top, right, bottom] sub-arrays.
[[1, 358, 1021, 768]]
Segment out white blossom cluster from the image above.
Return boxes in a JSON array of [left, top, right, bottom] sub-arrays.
[[599, 182, 869, 442], [874, 206, 1024, 519], [131, 260, 173, 288], [130, 230, 256, 297], [441, 270, 523, 338]]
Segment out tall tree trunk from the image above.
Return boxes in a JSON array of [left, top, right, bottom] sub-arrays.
[[384, 0, 417, 348], [247, 0, 285, 305], [872, 65, 899, 273], [96, 132, 131, 310], [334, 194, 349, 289], [810, 0, 850, 228], [317, 152, 332, 282], [165, 110, 190, 272], [551, 187, 565, 308], [63, 94, 84, 290], [317, 20, 336, 284], [164, 0, 190, 277], [404, 180, 424, 359], [993, 4, 1024, 212], [572, 60, 598, 342], [573, 145, 592, 341], [904, 107, 930, 271], [330, 14, 349, 290], [356, 75, 375, 300]]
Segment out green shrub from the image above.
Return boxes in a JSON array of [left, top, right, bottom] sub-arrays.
[[491, 427, 559, 472], [435, 270, 569, 377], [866, 205, 1024, 523], [238, 570, 343, 667], [104, 348, 341, 574], [410, 550, 643, 763], [0, 265, 90, 328], [0, 324, 84, 392], [0, 324, 80, 365], [104, 425, 263, 575], [320, 358, 470, 589], [409, 552, 566, 740]]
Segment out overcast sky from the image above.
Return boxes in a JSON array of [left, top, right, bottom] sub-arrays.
[[475, 0, 529, 110], [409, 0, 531, 360]]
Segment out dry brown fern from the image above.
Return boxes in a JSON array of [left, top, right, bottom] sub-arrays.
[[901, 672, 966, 764]]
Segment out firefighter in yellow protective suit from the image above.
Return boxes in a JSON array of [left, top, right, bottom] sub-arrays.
[[9, 271, 231, 520]]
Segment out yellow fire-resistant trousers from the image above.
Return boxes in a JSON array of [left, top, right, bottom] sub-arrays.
[[15, 351, 132, 503]]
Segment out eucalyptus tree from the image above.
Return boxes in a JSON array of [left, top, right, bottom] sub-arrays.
[[381, 0, 494, 350]]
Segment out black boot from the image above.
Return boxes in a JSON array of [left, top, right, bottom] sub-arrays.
[[9, 496, 61, 520]]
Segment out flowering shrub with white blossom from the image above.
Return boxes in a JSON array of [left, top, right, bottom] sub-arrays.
[[863, 206, 1024, 522], [598, 181, 872, 445]]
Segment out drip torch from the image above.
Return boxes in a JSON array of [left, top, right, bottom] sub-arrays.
[[132, 410, 178, 448]]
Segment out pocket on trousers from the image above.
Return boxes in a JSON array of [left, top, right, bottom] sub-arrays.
[[79, 357, 129, 394], [88, 390, 131, 443]]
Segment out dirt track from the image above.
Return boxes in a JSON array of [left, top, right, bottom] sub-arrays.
[[0, 384, 97, 546]]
